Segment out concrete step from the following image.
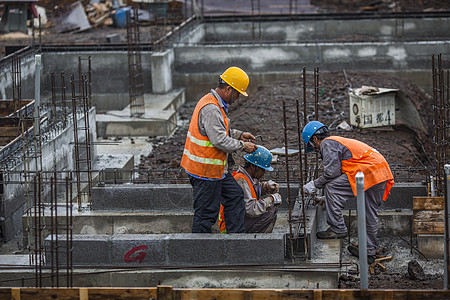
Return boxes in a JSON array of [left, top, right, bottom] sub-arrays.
[[23, 204, 290, 236], [91, 184, 299, 211], [45, 233, 286, 267], [96, 88, 185, 137], [0, 262, 340, 288]]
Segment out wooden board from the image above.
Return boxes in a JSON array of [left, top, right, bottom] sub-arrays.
[[413, 196, 445, 234], [413, 220, 444, 234], [413, 196, 444, 210]]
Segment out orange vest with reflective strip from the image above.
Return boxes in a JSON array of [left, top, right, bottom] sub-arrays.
[[218, 171, 256, 233], [326, 136, 394, 201], [180, 94, 229, 179]]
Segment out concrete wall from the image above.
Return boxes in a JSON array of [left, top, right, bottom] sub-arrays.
[[0, 51, 37, 100], [174, 41, 450, 74], [42, 51, 153, 100], [202, 18, 450, 43]]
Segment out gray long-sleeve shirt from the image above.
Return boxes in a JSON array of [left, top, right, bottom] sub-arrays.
[[313, 138, 352, 189], [198, 90, 245, 173], [235, 166, 274, 217]]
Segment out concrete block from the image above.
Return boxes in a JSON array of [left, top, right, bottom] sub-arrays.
[[225, 234, 285, 264], [45, 234, 111, 266], [94, 154, 134, 182], [417, 234, 444, 258], [343, 182, 427, 210], [111, 234, 167, 266], [151, 49, 174, 93], [91, 184, 299, 211], [91, 184, 194, 211], [166, 234, 226, 266]]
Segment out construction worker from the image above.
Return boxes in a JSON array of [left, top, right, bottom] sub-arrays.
[[301, 121, 394, 263], [180, 66, 257, 233], [218, 145, 282, 233]]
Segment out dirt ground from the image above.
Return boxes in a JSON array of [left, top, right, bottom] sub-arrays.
[[143, 70, 435, 182], [339, 236, 445, 289]]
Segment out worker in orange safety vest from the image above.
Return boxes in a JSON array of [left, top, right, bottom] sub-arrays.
[[180, 66, 257, 233], [302, 121, 394, 264], [218, 145, 281, 233]]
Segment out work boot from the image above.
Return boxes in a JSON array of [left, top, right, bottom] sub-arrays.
[[348, 244, 359, 257], [316, 227, 347, 239], [348, 244, 376, 265]]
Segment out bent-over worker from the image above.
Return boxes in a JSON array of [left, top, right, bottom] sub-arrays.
[[181, 66, 257, 233], [302, 121, 394, 263], [218, 145, 281, 233]]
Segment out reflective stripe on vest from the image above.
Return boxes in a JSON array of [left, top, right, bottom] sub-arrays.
[[180, 94, 229, 179], [326, 136, 394, 201], [219, 172, 256, 233]]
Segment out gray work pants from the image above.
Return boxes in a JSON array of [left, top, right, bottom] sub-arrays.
[[324, 173, 387, 255], [244, 205, 278, 233]]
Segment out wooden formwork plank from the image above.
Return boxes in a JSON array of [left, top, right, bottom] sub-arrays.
[[413, 197, 444, 210], [177, 289, 314, 299], [87, 288, 157, 299], [413, 221, 444, 234], [19, 288, 79, 300], [0, 126, 21, 137], [3, 288, 450, 299]]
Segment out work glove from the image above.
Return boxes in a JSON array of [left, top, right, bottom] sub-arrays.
[[312, 196, 325, 207], [303, 180, 316, 195], [271, 193, 282, 205], [262, 180, 279, 194]]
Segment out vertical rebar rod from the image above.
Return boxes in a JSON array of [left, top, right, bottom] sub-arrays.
[[37, 173, 42, 288], [71, 75, 82, 211], [54, 171, 59, 287], [51, 73, 57, 123], [82, 75, 93, 208], [302, 67, 308, 183], [282, 100, 292, 239], [61, 72, 67, 128], [444, 164, 450, 289], [296, 97, 307, 259], [33, 176, 38, 287], [356, 172, 368, 289], [127, 8, 145, 117], [69, 173, 73, 288], [50, 176, 55, 287], [314, 68, 320, 177]]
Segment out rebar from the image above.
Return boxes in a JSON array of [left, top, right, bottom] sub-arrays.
[[127, 8, 145, 117], [431, 53, 450, 196]]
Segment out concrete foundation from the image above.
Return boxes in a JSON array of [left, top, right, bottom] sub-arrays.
[[96, 88, 185, 137], [417, 234, 444, 258]]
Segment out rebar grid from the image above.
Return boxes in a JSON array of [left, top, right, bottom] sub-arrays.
[[431, 53, 450, 196], [26, 172, 74, 288], [71, 71, 93, 211], [281, 67, 321, 260], [126, 8, 145, 117]]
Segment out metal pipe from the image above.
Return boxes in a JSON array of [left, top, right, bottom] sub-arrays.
[[356, 172, 368, 289]]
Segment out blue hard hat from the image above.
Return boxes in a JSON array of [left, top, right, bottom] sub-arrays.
[[244, 145, 273, 171], [302, 121, 328, 153]]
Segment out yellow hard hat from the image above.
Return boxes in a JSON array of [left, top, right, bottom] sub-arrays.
[[220, 67, 249, 97]]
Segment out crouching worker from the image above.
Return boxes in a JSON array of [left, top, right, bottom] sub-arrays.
[[219, 146, 282, 233]]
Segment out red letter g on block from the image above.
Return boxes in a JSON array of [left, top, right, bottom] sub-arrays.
[[124, 245, 148, 263]]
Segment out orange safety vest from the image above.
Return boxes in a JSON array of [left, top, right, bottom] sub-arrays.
[[180, 94, 229, 179], [326, 136, 394, 201], [218, 171, 257, 233]]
